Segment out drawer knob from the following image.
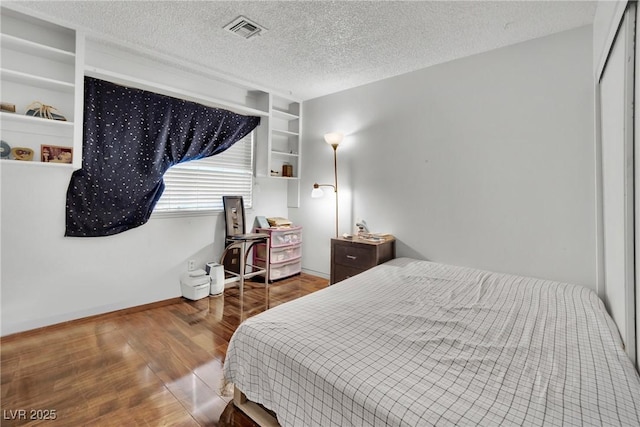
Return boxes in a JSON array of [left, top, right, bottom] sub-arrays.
[[346, 255, 357, 260]]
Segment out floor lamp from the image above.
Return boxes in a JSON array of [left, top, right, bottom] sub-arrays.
[[312, 132, 343, 238]]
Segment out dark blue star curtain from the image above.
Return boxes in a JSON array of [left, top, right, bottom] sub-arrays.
[[65, 77, 260, 237]]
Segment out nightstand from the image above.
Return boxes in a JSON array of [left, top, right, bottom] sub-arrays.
[[330, 236, 396, 284]]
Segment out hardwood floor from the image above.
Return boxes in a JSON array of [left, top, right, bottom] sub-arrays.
[[1, 273, 328, 426]]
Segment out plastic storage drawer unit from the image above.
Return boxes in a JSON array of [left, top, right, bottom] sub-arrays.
[[254, 226, 303, 281]]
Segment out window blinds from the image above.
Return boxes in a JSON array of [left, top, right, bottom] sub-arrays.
[[154, 132, 254, 213]]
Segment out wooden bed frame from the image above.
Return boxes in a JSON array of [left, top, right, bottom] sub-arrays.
[[233, 386, 280, 427]]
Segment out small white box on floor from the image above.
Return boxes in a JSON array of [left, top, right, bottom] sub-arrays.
[[180, 269, 210, 300], [206, 262, 225, 295]]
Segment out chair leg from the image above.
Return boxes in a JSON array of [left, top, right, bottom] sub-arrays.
[[220, 237, 270, 305], [264, 237, 270, 287], [238, 240, 246, 300]]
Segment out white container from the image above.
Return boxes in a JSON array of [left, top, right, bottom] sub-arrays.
[[180, 269, 210, 300], [206, 262, 225, 295]]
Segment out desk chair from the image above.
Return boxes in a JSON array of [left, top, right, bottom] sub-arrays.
[[220, 196, 270, 299]]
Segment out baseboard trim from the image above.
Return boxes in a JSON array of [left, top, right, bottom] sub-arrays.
[[302, 268, 329, 280], [0, 297, 183, 342]]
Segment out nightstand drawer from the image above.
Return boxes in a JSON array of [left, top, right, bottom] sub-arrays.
[[333, 264, 366, 284], [333, 243, 375, 269]]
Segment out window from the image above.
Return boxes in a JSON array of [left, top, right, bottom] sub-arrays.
[[154, 132, 254, 214]]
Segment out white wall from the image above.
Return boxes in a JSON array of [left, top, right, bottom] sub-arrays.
[[293, 26, 596, 289], [0, 37, 290, 336], [1, 163, 287, 336]]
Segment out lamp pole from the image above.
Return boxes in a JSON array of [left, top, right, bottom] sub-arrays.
[[312, 132, 344, 239], [331, 143, 339, 238]]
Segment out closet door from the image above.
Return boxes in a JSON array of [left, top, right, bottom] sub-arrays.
[[599, 3, 636, 364], [635, 3, 640, 370]]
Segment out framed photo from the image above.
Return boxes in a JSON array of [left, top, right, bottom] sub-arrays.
[[41, 145, 72, 164]]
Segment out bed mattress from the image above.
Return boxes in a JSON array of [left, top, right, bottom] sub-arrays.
[[223, 258, 640, 426]]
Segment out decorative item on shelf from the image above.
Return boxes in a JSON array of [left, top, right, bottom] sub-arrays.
[[311, 131, 344, 237], [270, 169, 280, 176], [0, 140, 11, 159], [282, 163, 293, 177], [25, 101, 67, 121], [41, 144, 72, 163], [355, 219, 370, 237], [10, 147, 34, 161], [255, 216, 270, 229], [1, 102, 16, 113]]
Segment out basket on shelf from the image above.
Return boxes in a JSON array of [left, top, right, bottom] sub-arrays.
[[25, 102, 67, 121]]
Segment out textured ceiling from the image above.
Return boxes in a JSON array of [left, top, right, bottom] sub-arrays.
[[9, 1, 597, 101]]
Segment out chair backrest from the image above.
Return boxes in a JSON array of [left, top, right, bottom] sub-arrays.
[[222, 196, 245, 239]]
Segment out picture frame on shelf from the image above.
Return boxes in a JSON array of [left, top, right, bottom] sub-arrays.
[[41, 144, 72, 163], [11, 147, 34, 161]]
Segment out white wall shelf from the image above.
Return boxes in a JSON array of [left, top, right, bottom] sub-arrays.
[[1, 6, 301, 185], [272, 128, 299, 137], [255, 94, 302, 207], [1, 68, 75, 93], [0, 158, 75, 169], [1, 33, 74, 63], [271, 150, 299, 157], [270, 176, 300, 181], [1, 6, 81, 168], [0, 111, 74, 128], [272, 108, 299, 121]]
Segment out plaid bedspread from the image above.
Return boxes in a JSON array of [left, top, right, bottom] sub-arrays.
[[224, 258, 640, 426]]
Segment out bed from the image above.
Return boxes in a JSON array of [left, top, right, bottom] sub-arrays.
[[223, 258, 640, 426]]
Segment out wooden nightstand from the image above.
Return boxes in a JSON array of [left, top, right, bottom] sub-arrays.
[[330, 236, 396, 284]]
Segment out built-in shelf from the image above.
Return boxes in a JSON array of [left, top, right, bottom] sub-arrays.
[[270, 176, 300, 181], [272, 128, 299, 137], [1, 33, 74, 63], [1, 111, 74, 128], [1, 68, 75, 93], [1, 6, 80, 167], [1, 6, 306, 178], [253, 94, 302, 208], [272, 108, 299, 120], [0, 158, 75, 169], [271, 150, 299, 157]]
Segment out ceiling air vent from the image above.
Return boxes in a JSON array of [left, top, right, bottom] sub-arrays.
[[224, 16, 266, 39]]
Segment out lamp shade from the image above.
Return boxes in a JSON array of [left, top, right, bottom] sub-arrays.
[[311, 186, 324, 198], [324, 132, 344, 146]]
